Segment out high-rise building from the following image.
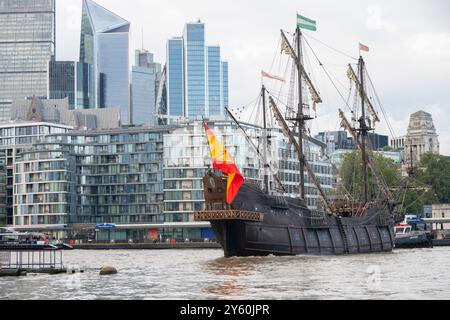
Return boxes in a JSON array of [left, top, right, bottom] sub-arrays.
[[184, 22, 206, 117], [131, 50, 161, 126], [207, 46, 222, 116], [221, 61, 229, 111], [80, 0, 131, 123], [167, 37, 185, 118], [48, 61, 95, 109], [0, 0, 56, 121], [166, 22, 229, 119], [405, 110, 440, 166]]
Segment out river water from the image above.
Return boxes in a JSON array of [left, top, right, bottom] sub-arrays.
[[1, 247, 449, 300]]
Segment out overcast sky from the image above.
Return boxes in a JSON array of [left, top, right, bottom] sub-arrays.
[[57, 0, 450, 155]]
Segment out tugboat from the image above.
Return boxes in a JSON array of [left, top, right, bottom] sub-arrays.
[[394, 217, 433, 249], [195, 14, 398, 257]]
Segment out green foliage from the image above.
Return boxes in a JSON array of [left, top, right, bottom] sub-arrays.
[[339, 151, 450, 215], [339, 150, 401, 200], [397, 152, 450, 214]]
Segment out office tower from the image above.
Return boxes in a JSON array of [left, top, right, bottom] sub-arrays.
[[155, 66, 168, 125], [80, 0, 131, 124], [0, 0, 56, 121], [131, 50, 161, 126], [221, 61, 229, 110], [48, 61, 95, 110], [167, 37, 184, 118], [206, 46, 221, 116], [166, 22, 229, 119], [183, 22, 206, 117]]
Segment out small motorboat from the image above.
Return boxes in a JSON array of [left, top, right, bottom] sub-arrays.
[[394, 223, 433, 249]]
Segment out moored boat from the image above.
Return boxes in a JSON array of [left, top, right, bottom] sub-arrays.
[[195, 13, 405, 257]]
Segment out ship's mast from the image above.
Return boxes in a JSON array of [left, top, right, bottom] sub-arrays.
[[261, 85, 270, 194], [296, 27, 306, 199], [292, 28, 316, 200], [358, 56, 370, 204]]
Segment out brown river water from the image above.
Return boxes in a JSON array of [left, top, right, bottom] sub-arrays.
[[1, 247, 449, 300]]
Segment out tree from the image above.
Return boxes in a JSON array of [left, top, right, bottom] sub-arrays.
[[396, 152, 450, 214], [339, 150, 401, 201], [418, 153, 450, 203]]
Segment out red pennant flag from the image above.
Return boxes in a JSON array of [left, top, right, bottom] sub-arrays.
[[359, 43, 370, 52], [261, 70, 286, 83]]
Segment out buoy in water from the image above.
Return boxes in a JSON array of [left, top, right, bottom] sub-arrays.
[[99, 266, 118, 275]]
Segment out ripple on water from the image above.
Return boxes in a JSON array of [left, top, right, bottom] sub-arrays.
[[1, 248, 450, 300]]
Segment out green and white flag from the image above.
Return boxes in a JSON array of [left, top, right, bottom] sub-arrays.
[[297, 14, 317, 31]]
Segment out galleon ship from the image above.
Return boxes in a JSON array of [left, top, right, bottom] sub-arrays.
[[195, 14, 399, 257]]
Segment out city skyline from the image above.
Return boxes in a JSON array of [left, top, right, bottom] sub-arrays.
[[57, 0, 450, 154]]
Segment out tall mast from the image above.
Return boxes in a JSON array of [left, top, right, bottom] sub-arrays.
[[261, 85, 269, 194], [358, 56, 369, 203], [296, 27, 306, 200], [280, 28, 320, 200]]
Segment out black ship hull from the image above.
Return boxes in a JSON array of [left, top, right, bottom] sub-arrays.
[[198, 175, 395, 257], [394, 232, 433, 249]]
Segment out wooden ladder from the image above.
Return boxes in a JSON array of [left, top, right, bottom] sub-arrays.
[[337, 217, 350, 254]]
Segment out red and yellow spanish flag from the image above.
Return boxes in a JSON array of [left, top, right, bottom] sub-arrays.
[[204, 124, 244, 205]]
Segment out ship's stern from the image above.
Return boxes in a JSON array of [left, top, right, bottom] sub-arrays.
[[194, 171, 265, 257]]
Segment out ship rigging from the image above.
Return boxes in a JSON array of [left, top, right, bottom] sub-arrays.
[[195, 14, 399, 257]]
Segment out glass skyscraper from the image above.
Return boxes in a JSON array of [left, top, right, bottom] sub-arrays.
[[0, 0, 56, 119], [131, 50, 161, 126], [80, 0, 131, 124], [166, 22, 229, 119], [221, 61, 229, 110], [167, 37, 184, 117], [48, 61, 95, 110], [183, 22, 206, 117], [207, 46, 221, 116]]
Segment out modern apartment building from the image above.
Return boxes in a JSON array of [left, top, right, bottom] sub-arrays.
[[0, 121, 71, 225], [13, 127, 172, 231], [9, 119, 334, 241], [0, 152, 7, 225]]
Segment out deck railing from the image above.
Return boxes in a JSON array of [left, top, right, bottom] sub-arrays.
[[194, 210, 264, 222]]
